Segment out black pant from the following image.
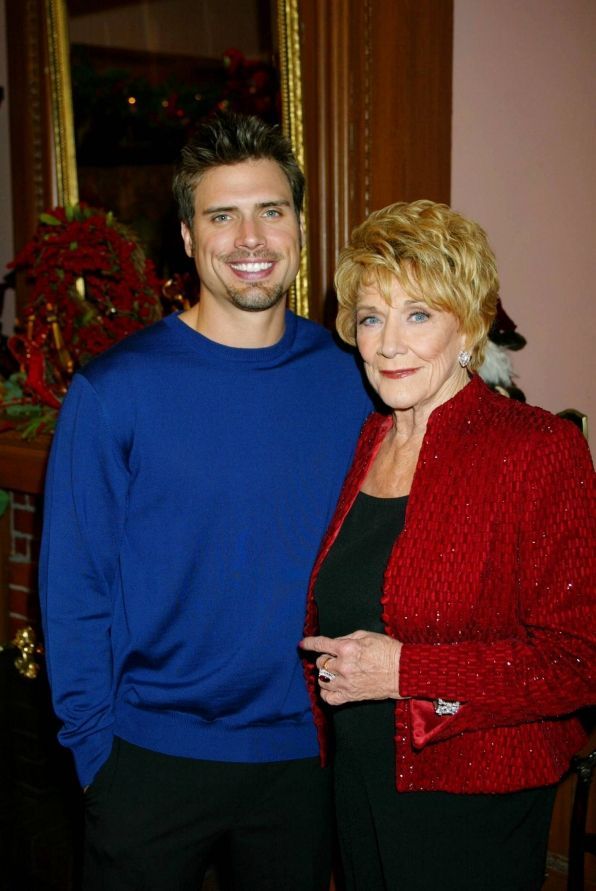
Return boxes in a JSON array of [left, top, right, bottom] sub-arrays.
[[334, 743, 557, 891], [84, 737, 333, 891]]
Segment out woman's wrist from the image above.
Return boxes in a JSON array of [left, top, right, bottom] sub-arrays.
[[392, 639, 403, 699]]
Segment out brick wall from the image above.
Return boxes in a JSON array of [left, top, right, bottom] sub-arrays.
[[6, 492, 42, 641], [1, 488, 82, 889]]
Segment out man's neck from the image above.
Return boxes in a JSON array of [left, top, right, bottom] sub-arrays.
[[180, 297, 287, 348]]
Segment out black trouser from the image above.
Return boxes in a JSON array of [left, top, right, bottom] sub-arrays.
[[334, 743, 557, 891], [84, 737, 333, 891]]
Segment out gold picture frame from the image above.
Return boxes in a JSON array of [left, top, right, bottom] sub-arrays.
[[43, 0, 309, 317]]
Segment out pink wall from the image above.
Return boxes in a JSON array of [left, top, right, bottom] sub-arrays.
[[452, 0, 596, 449]]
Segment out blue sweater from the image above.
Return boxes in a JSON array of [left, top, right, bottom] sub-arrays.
[[39, 311, 371, 787]]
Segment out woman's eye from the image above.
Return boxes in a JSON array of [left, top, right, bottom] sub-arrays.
[[410, 310, 430, 322], [357, 315, 381, 327]]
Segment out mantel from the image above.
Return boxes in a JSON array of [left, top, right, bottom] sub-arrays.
[[0, 430, 52, 496]]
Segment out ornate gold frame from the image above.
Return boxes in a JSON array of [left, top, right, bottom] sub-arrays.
[[277, 0, 308, 317], [45, 0, 79, 206], [43, 0, 309, 317]]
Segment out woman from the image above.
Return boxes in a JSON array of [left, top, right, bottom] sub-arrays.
[[301, 200, 595, 890]]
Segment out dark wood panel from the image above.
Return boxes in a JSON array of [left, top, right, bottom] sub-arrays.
[[368, 0, 453, 208], [300, 0, 352, 323], [299, 0, 453, 324], [68, 0, 150, 13], [6, 0, 54, 261]]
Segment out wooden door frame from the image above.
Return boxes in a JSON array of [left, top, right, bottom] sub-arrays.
[[299, 0, 453, 323]]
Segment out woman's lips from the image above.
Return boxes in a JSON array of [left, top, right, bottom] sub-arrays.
[[379, 368, 419, 379]]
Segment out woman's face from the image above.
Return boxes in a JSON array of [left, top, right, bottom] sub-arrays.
[[355, 278, 469, 416]]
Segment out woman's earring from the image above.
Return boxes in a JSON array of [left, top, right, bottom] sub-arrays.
[[458, 350, 471, 368]]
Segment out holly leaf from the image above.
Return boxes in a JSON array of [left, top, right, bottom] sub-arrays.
[[39, 213, 62, 226]]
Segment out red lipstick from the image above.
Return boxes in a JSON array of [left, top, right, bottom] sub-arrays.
[[380, 368, 419, 379]]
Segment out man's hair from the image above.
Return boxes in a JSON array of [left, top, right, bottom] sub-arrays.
[[334, 200, 499, 370], [173, 112, 305, 227]]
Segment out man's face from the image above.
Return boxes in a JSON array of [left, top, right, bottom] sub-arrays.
[[181, 159, 302, 314]]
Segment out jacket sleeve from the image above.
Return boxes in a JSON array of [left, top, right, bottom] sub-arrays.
[[39, 374, 129, 786], [399, 422, 596, 746]]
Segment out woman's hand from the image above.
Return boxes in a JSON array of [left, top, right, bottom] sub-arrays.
[[300, 631, 404, 706]]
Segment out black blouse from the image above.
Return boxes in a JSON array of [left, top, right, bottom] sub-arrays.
[[314, 492, 407, 754]]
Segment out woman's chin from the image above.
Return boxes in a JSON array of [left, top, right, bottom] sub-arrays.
[[374, 385, 422, 413]]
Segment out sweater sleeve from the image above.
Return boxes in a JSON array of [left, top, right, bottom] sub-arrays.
[[399, 422, 596, 746], [39, 374, 129, 786]]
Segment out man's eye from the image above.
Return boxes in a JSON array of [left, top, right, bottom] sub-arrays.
[[263, 208, 281, 218], [212, 214, 231, 223]]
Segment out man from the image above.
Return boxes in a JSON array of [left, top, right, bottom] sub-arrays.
[[39, 113, 371, 890]]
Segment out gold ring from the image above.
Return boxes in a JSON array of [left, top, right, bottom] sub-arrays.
[[320, 655, 333, 671]]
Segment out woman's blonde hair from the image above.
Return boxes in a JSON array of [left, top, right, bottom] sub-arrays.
[[334, 200, 499, 369]]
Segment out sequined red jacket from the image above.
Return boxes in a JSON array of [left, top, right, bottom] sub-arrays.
[[304, 375, 595, 793]]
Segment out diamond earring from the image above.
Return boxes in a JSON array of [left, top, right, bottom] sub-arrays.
[[458, 350, 471, 368]]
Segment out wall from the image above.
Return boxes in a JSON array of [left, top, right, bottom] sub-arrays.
[[4, 493, 42, 640], [2, 1, 595, 427], [452, 0, 596, 444]]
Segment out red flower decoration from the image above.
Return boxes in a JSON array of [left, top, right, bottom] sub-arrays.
[[7, 204, 163, 413]]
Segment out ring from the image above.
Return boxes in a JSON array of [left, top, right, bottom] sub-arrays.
[[318, 656, 336, 683], [318, 668, 336, 682]]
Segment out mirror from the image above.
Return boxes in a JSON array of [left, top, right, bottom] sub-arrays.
[[45, 0, 308, 314]]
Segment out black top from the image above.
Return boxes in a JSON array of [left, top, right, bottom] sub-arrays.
[[313, 494, 556, 891], [314, 491, 407, 753]]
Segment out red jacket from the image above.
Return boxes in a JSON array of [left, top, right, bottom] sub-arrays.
[[305, 375, 595, 793]]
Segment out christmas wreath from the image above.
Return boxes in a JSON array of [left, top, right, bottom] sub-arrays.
[[1, 203, 162, 437]]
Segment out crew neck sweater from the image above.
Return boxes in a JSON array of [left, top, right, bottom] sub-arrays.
[[40, 310, 371, 787]]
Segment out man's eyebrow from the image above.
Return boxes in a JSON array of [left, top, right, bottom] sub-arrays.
[[202, 205, 236, 215], [257, 199, 292, 209], [202, 199, 292, 215]]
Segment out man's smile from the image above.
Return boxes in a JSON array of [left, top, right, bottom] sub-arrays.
[[228, 260, 276, 277]]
